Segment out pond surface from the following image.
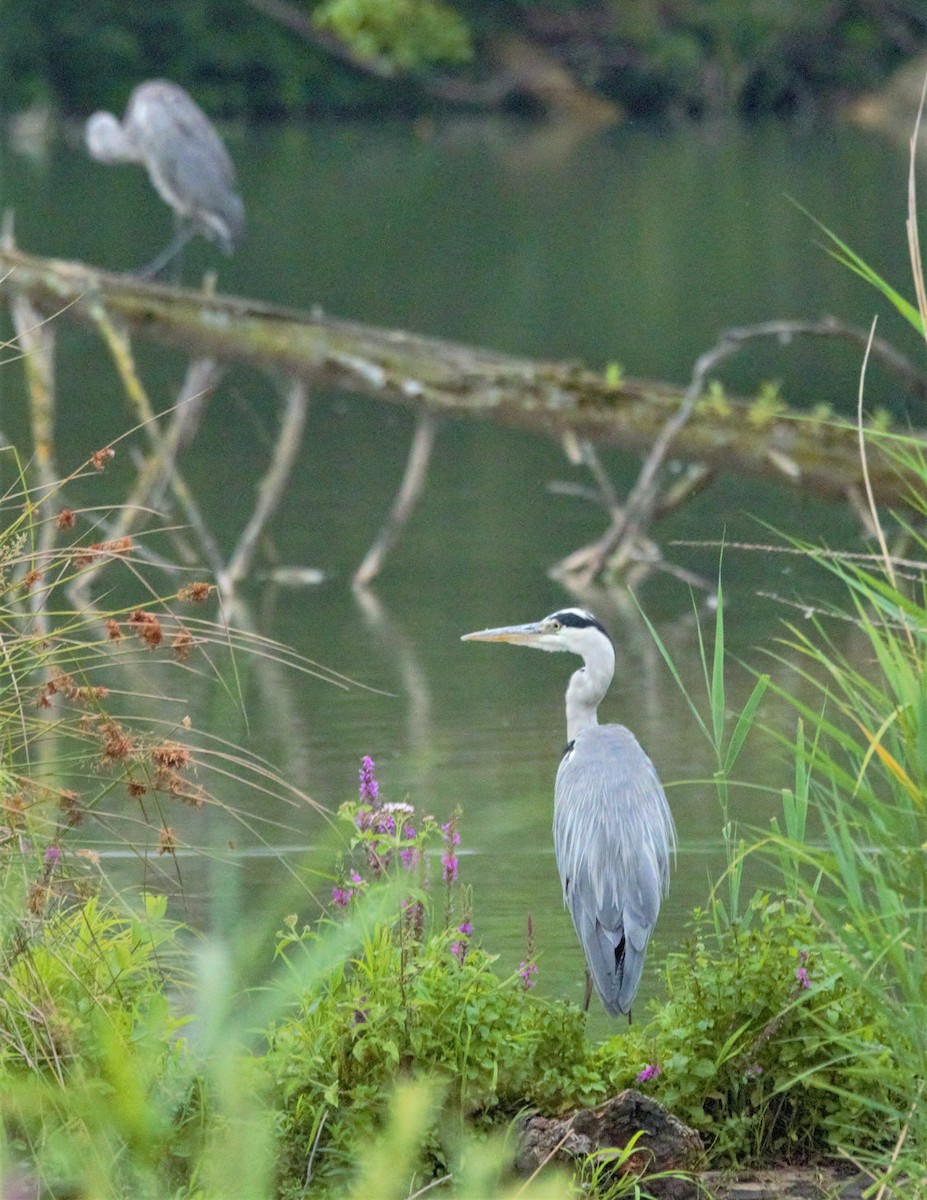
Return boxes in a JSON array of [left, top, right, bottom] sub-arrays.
[[0, 113, 920, 1035]]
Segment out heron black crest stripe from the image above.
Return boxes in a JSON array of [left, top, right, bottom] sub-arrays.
[[552, 609, 613, 642]]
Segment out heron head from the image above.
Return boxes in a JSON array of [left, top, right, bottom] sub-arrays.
[[462, 608, 613, 658], [85, 111, 136, 164]]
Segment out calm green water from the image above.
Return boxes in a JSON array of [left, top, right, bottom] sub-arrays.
[[0, 115, 919, 1032]]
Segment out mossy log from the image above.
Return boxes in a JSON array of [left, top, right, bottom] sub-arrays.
[[0, 246, 920, 510]]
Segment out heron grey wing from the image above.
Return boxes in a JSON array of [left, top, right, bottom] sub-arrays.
[[554, 725, 675, 1014], [127, 82, 245, 248]]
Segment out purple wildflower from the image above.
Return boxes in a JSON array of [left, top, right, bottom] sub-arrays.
[[441, 818, 460, 883], [403, 823, 416, 840], [359, 756, 379, 804], [350, 871, 363, 885], [374, 811, 396, 836], [795, 966, 810, 990], [451, 920, 473, 964], [43, 846, 61, 869], [636, 1063, 660, 1084], [745, 1063, 763, 1078], [403, 898, 425, 942], [400, 846, 420, 870], [331, 886, 353, 908], [517, 960, 538, 990]]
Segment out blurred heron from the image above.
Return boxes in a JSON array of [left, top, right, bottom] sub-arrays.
[[462, 607, 675, 1019], [85, 80, 245, 277]]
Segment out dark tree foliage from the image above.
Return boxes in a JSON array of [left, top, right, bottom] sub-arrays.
[[2, 0, 926, 120], [514, 0, 927, 118]]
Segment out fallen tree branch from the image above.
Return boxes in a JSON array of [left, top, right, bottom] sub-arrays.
[[0, 247, 923, 511]]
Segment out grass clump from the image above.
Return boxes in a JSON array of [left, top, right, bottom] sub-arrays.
[[0, 891, 183, 1079]]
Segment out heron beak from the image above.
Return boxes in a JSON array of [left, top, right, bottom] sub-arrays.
[[461, 621, 547, 645]]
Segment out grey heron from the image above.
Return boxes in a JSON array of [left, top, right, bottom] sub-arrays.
[[462, 607, 675, 1019], [85, 80, 245, 277]]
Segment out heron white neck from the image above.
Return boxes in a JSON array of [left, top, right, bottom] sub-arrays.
[[565, 645, 614, 743]]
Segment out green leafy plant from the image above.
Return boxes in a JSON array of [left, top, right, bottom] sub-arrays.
[[597, 890, 897, 1165], [0, 891, 183, 1078], [313, 0, 473, 70], [268, 757, 607, 1196]]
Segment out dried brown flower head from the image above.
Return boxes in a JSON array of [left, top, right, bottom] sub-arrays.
[[128, 609, 163, 648], [153, 768, 205, 807], [178, 581, 213, 603], [73, 546, 100, 568], [76, 537, 134, 568], [3, 793, 26, 828], [157, 826, 178, 856], [151, 742, 191, 771], [90, 447, 115, 471], [106, 619, 124, 641], [172, 627, 194, 662], [98, 721, 134, 764], [56, 509, 77, 530]]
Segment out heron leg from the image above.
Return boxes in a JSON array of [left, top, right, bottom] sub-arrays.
[[583, 969, 593, 1012], [136, 221, 197, 280]]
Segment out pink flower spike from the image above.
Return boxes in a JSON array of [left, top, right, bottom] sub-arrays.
[[359, 756, 379, 804], [517, 960, 538, 989]]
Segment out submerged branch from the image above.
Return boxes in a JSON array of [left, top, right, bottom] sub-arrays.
[[353, 411, 438, 588], [0, 247, 922, 511], [221, 377, 310, 595]]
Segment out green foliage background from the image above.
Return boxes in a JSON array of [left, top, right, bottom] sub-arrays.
[[2, 0, 926, 119]]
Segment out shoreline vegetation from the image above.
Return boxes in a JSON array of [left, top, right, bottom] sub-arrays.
[[0, 558, 921, 1197], [2, 2, 927, 127]]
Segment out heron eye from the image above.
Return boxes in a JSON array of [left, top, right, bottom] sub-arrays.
[[549, 620, 562, 632]]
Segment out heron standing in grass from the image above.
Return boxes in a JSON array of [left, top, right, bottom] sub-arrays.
[[85, 80, 245, 277], [462, 607, 675, 1020]]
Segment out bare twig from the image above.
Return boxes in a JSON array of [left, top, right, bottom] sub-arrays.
[[9, 296, 57, 490], [352, 411, 438, 587], [671, 538, 927, 570], [8, 295, 59, 637], [554, 310, 926, 585], [89, 305, 224, 573], [906, 68, 927, 353], [564, 326, 724, 584], [221, 377, 310, 593]]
